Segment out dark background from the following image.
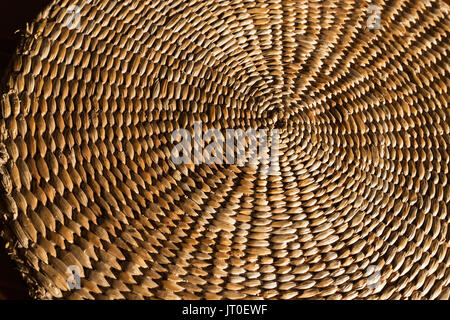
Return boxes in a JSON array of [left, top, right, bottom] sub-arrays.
[[0, 1, 51, 77]]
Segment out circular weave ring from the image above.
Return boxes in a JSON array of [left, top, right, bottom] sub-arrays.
[[0, 0, 449, 299]]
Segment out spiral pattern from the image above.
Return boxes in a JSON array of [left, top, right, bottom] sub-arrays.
[[0, 0, 449, 299]]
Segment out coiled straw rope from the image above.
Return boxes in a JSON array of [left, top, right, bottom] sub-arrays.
[[0, 0, 449, 299]]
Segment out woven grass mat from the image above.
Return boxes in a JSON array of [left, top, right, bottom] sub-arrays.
[[0, 0, 449, 299]]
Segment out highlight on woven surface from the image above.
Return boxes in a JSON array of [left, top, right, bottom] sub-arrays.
[[0, 0, 448, 300]]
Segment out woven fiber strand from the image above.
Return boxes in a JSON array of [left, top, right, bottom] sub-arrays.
[[0, 0, 449, 300]]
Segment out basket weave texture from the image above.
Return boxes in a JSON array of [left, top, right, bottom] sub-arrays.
[[0, 0, 449, 300]]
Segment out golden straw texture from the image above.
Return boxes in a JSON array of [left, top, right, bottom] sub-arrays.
[[0, 0, 449, 300]]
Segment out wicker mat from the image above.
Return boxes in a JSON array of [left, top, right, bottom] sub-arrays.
[[0, 0, 449, 299]]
